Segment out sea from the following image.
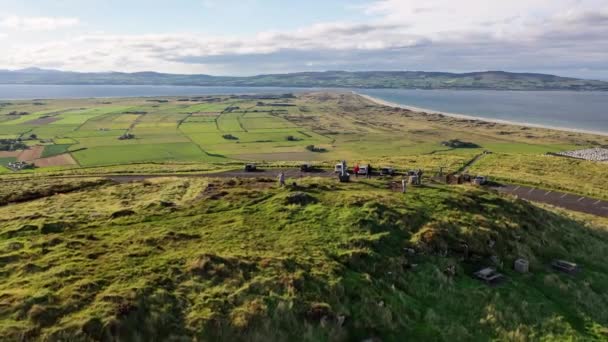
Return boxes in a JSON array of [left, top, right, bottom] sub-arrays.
[[0, 84, 606, 134]]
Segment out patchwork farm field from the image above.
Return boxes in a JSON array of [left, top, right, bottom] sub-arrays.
[[2, 92, 608, 341], [0, 92, 606, 180]]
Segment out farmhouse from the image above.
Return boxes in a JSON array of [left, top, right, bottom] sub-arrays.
[[7, 161, 34, 171]]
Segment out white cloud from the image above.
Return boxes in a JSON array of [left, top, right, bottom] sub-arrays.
[[0, 1, 607, 78], [0, 15, 80, 31]]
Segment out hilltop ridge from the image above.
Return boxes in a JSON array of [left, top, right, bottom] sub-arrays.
[[1, 175, 608, 340], [1, 69, 607, 90]]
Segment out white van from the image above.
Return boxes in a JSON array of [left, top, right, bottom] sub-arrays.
[[335, 163, 343, 173]]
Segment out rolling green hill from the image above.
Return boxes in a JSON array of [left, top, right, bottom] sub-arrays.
[[1, 176, 608, 340], [2, 69, 607, 90], [2, 91, 608, 340]]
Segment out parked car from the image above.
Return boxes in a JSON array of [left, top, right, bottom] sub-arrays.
[[380, 167, 395, 175], [473, 176, 488, 185], [244, 163, 257, 172], [300, 163, 314, 172], [357, 165, 369, 175]]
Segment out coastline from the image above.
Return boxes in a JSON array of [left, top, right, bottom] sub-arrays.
[[356, 92, 608, 137]]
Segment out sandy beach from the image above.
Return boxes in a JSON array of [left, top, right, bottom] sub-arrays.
[[356, 92, 608, 137]]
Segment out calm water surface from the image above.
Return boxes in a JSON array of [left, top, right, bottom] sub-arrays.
[[360, 89, 608, 134], [0, 84, 606, 134]]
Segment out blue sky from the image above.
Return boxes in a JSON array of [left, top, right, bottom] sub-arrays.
[[1, 0, 607, 79], [1, 0, 369, 35]]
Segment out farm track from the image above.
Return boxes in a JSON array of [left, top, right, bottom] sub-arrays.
[[456, 152, 487, 174]]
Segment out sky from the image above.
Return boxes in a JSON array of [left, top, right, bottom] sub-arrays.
[[1, 0, 607, 79]]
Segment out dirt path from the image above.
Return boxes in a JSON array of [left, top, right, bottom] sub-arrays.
[[105, 168, 334, 183]]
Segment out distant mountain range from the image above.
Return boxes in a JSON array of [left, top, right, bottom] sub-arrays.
[[1, 68, 607, 90]]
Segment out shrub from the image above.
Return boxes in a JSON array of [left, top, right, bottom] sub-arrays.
[[40, 222, 69, 234], [305, 145, 327, 153], [284, 192, 318, 206], [28, 305, 62, 327], [111, 209, 136, 219], [441, 139, 480, 148], [222, 134, 239, 140]]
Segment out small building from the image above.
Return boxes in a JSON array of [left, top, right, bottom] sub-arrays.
[[551, 260, 579, 274], [514, 259, 529, 273], [474, 267, 504, 285]]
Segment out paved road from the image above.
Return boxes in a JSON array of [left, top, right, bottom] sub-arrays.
[[92, 168, 608, 218], [105, 168, 335, 183], [494, 184, 608, 217]]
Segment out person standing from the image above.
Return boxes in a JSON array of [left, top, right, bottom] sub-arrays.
[[367, 164, 373, 179], [416, 169, 423, 185], [401, 178, 407, 193], [278, 172, 286, 187], [354, 164, 360, 178]]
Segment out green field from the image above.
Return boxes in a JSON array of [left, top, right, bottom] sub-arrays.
[[71, 142, 221, 166], [41, 144, 71, 158], [2, 92, 608, 341], [0, 92, 606, 192]]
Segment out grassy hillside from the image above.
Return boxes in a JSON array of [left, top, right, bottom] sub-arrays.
[[469, 153, 608, 200], [2, 69, 608, 90], [1, 175, 608, 340]]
